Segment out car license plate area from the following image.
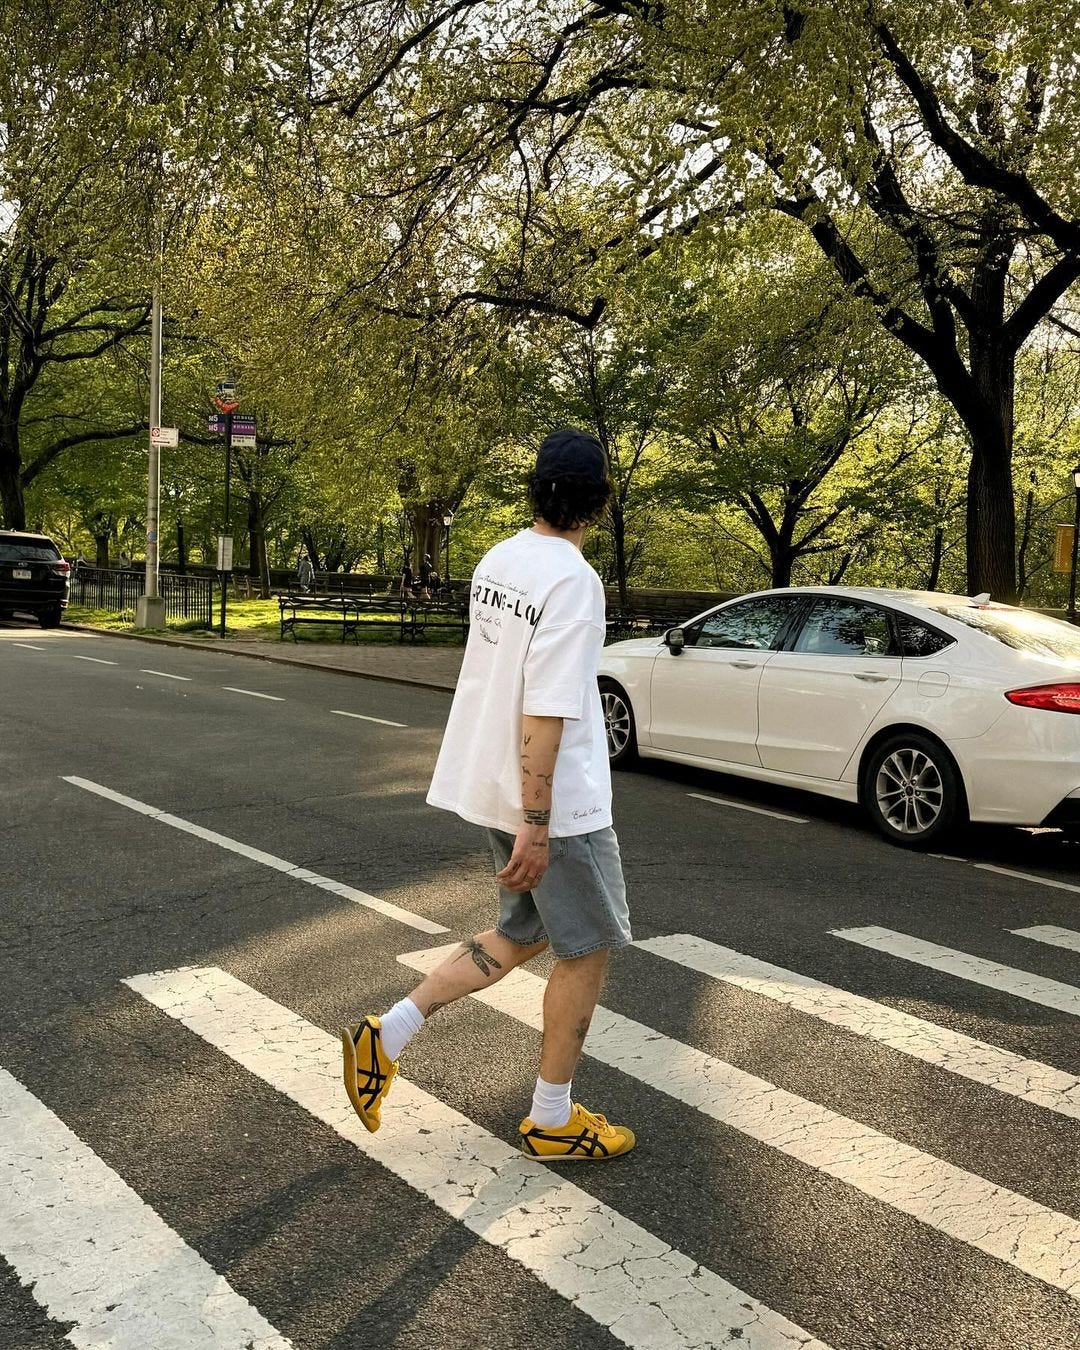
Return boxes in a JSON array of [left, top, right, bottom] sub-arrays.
[[12, 568, 31, 580]]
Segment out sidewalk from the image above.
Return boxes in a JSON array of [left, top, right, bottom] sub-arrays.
[[63, 625, 463, 691]]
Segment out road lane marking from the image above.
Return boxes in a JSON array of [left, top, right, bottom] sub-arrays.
[[222, 686, 284, 701], [1012, 925, 1080, 955], [976, 863, 1080, 896], [127, 965, 832, 1350], [0, 1066, 291, 1350], [831, 926, 1080, 1019], [687, 792, 807, 823], [332, 709, 407, 728], [63, 776, 446, 935], [637, 933, 1080, 1121], [141, 668, 192, 682], [400, 943, 1080, 1301], [13, 642, 45, 650], [72, 654, 117, 665]]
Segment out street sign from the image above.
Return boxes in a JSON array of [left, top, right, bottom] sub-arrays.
[[232, 433, 257, 450], [213, 380, 240, 414], [232, 416, 256, 435], [1054, 524, 1075, 573], [208, 415, 227, 434], [150, 426, 179, 448], [217, 534, 234, 573]]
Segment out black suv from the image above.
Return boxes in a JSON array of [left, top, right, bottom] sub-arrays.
[[0, 530, 70, 627]]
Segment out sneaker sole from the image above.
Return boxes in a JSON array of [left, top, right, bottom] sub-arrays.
[[341, 1027, 381, 1133], [520, 1140, 635, 1162]]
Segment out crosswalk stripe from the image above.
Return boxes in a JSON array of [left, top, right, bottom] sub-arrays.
[[635, 933, 1080, 1121], [125, 965, 833, 1350], [0, 1067, 291, 1350], [1011, 925, 1080, 955], [977, 863, 1080, 896], [832, 926, 1080, 1019], [63, 776, 447, 935], [399, 943, 1080, 1301]]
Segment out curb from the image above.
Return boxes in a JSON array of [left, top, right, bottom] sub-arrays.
[[59, 624, 458, 694]]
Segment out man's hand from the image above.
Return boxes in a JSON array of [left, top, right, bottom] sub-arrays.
[[496, 823, 550, 893]]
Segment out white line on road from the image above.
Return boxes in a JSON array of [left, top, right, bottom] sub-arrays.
[[976, 863, 1080, 896], [127, 965, 832, 1350], [222, 686, 284, 701], [13, 642, 45, 650], [63, 776, 446, 935], [141, 668, 192, 682], [1011, 925, 1080, 955], [687, 792, 807, 823], [400, 943, 1080, 1301], [72, 654, 117, 665], [832, 926, 1080, 1019], [0, 1066, 291, 1350], [332, 709, 407, 728], [637, 932, 1080, 1121]]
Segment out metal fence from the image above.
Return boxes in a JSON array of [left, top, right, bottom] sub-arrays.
[[70, 567, 214, 629]]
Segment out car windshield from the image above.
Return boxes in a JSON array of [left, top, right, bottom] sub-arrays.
[[0, 543, 58, 561], [928, 604, 1080, 662]]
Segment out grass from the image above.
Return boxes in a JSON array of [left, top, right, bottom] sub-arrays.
[[65, 597, 467, 646]]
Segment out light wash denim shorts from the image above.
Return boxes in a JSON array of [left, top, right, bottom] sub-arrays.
[[487, 825, 632, 960]]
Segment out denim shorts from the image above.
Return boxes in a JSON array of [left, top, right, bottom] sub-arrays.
[[487, 826, 632, 960]]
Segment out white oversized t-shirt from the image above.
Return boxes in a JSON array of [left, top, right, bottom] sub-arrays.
[[427, 529, 612, 837]]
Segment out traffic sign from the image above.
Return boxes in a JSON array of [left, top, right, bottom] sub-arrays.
[[217, 534, 234, 573], [150, 426, 179, 448], [232, 416, 256, 435], [208, 415, 226, 434], [232, 434, 257, 450], [212, 380, 240, 414]]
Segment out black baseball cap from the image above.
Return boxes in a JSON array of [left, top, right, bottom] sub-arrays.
[[535, 427, 608, 485]]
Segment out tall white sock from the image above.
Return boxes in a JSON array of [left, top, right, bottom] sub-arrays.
[[377, 997, 425, 1061], [530, 1076, 572, 1127]]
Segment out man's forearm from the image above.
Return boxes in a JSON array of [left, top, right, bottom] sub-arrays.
[[521, 714, 563, 824]]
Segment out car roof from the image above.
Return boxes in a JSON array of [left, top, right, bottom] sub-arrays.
[[0, 529, 57, 544], [758, 585, 1009, 612]]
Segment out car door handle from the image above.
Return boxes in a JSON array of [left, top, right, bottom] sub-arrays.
[[853, 672, 889, 682], [729, 660, 756, 669]]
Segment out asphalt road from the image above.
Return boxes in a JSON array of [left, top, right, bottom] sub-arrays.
[[2, 619, 1080, 1350]]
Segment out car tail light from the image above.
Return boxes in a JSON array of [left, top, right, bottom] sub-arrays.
[[1006, 684, 1080, 714], [52, 560, 70, 576]]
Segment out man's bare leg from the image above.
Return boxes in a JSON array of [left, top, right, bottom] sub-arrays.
[[407, 929, 547, 1019], [538, 949, 608, 1083]]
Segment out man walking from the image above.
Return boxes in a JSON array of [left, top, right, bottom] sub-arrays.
[[342, 428, 634, 1160]]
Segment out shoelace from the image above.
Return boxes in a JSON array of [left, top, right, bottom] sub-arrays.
[[575, 1106, 612, 1136]]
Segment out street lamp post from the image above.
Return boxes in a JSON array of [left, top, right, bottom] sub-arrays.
[[442, 510, 454, 587], [1069, 465, 1080, 623]]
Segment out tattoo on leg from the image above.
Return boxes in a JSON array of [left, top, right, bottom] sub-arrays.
[[454, 938, 504, 977], [575, 1016, 590, 1042]]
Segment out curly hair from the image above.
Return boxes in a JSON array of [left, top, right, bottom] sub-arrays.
[[528, 471, 612, 530]]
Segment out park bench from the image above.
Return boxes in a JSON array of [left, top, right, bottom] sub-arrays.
[[277, 594, 399, 643], [399, 591, 470, 642]]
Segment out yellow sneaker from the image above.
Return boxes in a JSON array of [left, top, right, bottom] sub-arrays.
[[341, 1017, 398, 1132], [519, 1103, 635, 1161]]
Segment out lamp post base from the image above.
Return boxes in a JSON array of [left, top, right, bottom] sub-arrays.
[[136, 595, 166, 629]]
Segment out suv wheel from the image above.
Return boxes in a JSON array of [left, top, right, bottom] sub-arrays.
[[599, 679, 638, 768], [38, 604, 63, 629], [862, 732, 965, 848]]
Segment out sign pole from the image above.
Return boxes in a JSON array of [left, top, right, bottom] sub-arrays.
[[220, 410, 233, 638], [136, 285, 166, 628]]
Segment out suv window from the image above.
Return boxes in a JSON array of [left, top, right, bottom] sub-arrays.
[[0, 542, 60, 562], [897, 616, 954, 657], [690, 596, 801, 650], [794, 598, 897, 656]]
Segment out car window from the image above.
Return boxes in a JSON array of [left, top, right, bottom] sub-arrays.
[[691, 597, 801, 650], [794, 599, 897, 657], [0, 542, 59, 561], [928, 604, 1080, 662], [896, 616, 954, 657]]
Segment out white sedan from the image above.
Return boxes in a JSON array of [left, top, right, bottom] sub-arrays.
[[598, 586, 1080, 846]]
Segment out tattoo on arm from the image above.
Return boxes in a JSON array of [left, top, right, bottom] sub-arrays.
[[454, 938, 504, 977], [524, 808, 550, 825], [426, 1000, 448, 1017]]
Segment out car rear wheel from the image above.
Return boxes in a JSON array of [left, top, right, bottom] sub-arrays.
[[38, 604, 63, 629], [861, 732, 965, 848], [599, 679, 638, 769]]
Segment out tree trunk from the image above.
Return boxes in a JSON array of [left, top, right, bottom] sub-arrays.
[[375, 520, 387, 574], [176, 517, 187, 575], [0, 424, 25, 529], [1016, 478, 1036, 599], [404, 500, 444, 574], [94, 532, 111, 568], [247, 492, 271, 598], [610, 499, 629, 609], [926, 527, 944, 591]]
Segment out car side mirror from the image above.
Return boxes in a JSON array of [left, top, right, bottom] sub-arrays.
[[665, 627, 685, 655]]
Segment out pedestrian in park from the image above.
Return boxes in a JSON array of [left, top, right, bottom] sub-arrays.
[[297, 552, 314, 594], [342, 427, 635, 1161]]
